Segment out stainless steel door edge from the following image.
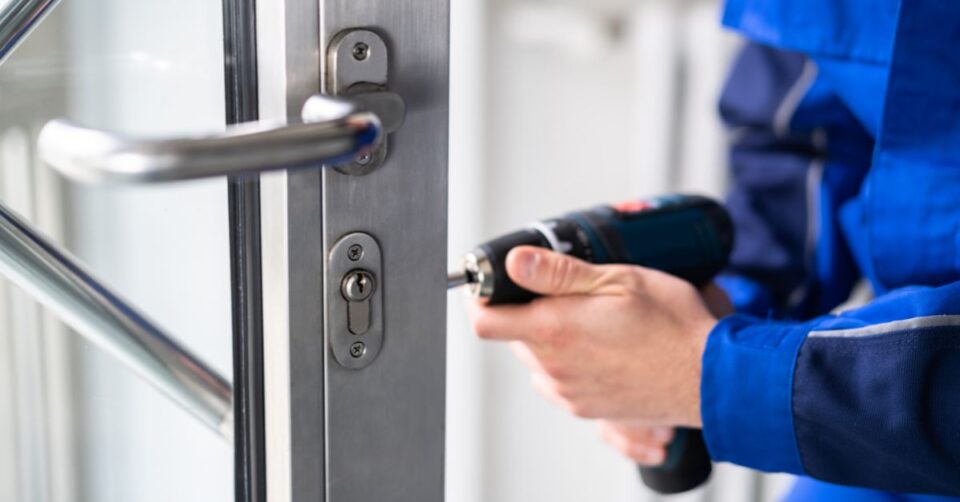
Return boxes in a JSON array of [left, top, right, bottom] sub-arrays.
[[259, 0, 449, 501], [258, 1, 325, 500], [319, 2, 449, 502]]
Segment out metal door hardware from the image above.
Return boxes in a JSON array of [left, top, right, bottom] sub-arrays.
[[327, 233, 383, 369], [341, 270, 375, 301], [0, 0, 61, 65], [37, 28, 405, 185], [327, 29, 394, 175], [341, 270, 376, 335], [37, 92, 405, 184], [0, 199, 233, 441]]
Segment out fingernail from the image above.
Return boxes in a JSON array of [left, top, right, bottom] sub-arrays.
[[633, 446, 665, 465], [651, 426, 674, 442], [514, 249, 540, 281]]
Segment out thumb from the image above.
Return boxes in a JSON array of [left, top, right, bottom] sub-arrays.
[[505, 246, 605, 296]]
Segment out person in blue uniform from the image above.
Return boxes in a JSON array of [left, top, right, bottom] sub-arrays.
[[468, 0, 960, 499]]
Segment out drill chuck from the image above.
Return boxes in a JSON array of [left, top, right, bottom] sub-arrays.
[[461, 249, 494, 298]]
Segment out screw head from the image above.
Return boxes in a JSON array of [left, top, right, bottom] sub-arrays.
[[356, 153, 373, 166], [352, 42, 370, 61], [347, 244, 364, 261], [350, 342, 366, 358]]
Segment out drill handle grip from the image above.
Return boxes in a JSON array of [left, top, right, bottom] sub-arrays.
[[639, 428, 712, 494]]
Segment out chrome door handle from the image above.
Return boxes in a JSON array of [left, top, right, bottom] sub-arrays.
[[37, 92, 405, 183], [0, 0, 61, 65], [0, 198, 234, 440]]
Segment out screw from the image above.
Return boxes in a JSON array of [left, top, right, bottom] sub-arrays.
[[350, 342, 366, 358], [356, 153, 373, 166], [352, 42, 370, 61], [347, 244, 364, 261]]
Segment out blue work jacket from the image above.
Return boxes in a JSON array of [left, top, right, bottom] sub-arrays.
[[705, 0, 960, 498]]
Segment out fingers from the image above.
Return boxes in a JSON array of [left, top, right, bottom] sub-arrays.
[[505, 246, 609, 296], [610, 422, 675, 444], [599, 422, 675, 466], [468, 301, 539, 342], [529, 366, 679, 465], [469, 295, 586, 344], [469, 247, 651, 343], [530, 372, 594, 416]]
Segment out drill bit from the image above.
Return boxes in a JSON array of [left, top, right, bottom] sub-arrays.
[[447, 269, 469, 290]]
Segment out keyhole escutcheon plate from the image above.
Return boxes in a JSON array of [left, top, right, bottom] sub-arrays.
[[327, 232, 384, 369]]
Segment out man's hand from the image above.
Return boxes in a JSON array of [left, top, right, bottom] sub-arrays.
[[599, 282, 732, 465], [468, 245, 727, 433]]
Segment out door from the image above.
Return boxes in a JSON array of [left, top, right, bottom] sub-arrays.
[[0, 0, 449, 501]]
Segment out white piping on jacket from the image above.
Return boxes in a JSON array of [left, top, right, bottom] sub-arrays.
[[809, 315, 960, 338]]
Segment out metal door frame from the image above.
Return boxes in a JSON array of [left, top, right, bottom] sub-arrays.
[[258, 1, 449, 501], [222, 0, 266, 501]]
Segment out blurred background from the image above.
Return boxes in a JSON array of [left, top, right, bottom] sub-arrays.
[[0, 0, 795, 501]]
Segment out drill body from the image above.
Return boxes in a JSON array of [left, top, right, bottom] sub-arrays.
[[462, 194, 733, 306]]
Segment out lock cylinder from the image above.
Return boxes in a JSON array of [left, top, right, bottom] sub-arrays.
[[341, 270, 376, 335]]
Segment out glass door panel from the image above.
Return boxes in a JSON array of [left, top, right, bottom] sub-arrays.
[[0, 1, 232, 501]]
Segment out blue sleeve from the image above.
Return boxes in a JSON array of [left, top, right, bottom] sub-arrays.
[[717, 42, 873, 319], [702, 281, 960, 496]]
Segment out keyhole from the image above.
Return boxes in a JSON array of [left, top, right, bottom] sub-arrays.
[[341, 270, 376, 336], [342, 270, 375, 303]]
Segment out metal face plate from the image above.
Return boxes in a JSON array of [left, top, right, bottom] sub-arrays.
[[327, 29, 388, 94], [328, 29, 389, 175], [321, 2, 449, 502], [327, 232, 383, 369]]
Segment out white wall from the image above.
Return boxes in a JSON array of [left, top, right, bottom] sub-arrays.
[[447, 0, 488, 500]]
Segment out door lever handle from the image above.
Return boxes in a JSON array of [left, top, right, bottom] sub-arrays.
[[301, 91, 405, 135], [37, 92, 405, 184]]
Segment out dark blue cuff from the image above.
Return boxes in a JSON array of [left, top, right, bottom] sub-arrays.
[[701, 314, 807, 474]]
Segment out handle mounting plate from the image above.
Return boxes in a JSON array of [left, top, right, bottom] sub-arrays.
[[327, 29, 391, 175]]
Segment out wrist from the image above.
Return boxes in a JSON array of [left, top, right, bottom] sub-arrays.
[[678, 318, 714, 428]]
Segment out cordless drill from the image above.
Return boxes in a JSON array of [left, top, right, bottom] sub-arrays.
[[448, 194, 734, 494]]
